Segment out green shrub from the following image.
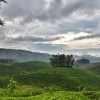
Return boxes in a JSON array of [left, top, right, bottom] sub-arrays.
[[89, 92, 100, 100], [7, 78, 18, 93]]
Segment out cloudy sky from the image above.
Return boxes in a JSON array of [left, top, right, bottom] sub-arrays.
[[0, 0, 100, 56]]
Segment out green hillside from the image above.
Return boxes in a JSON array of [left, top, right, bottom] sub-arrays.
[[0, 91, 90, 100], [0, 64, 100, 99], [0, 61, 52, 77], [11, 61, 52, 72], [0, 64, 26, 76], [82, 62, 100, 74], [34, 67, 95, 77], [15, 67, 100, 91]]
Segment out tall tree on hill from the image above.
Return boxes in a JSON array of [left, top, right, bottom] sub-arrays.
[[50, 55, 56, 67], [0, 0, 7, 26], [58, 54, 66, 67], [50, 54, 75, 68], [66, 55, 75, 68]]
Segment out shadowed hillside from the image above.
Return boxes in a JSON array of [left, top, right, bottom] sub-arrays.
[[0, 64, 26, 76], [0, 61, 52, 76], [15, 67, 100, 91], [11, 61, 52, 72], [82, 62, 100, 74]]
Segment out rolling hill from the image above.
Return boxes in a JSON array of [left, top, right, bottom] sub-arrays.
[[82, 62, 100, 74], [0, 64, 26, 76], [0, 61, 52, 76], [0, 60, 100, 92], [0, 62, 100, 99], [15, 67, 100, 91], [11, 61, 52, 72]]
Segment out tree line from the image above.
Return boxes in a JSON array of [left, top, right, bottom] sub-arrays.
[[0, 58, 17, 63], [50, 54, 75, 68]]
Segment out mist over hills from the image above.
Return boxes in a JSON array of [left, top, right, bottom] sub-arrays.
[[0, 48, 100, 63], [0, 48, 51, 62]]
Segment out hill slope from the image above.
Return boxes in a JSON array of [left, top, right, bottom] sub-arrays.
[[0, 61, 52, 76], [0, 64, 26, 76], [15, 67, 100, 91], [82, 62, 100, 74], [11, 61, 52, 72]]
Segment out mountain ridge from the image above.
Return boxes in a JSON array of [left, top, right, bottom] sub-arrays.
[[0, 48, 100, 63], [0, 48, 51, 62]]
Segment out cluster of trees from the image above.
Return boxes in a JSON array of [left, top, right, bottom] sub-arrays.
[[0, 58, 17, 63], [0, 0, 7, 26], [76, 58, 90, 64], [50, 54, 75, 68]]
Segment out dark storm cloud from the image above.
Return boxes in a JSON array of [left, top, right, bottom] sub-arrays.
[[1, 0, 100, 23], [21, 0, 100, 23], [10, 35, 64, 42], [72, 34, 100, 41], [20, 0, 63, 24], [0, 0, 100, 36], [61, 0, 100, 17], [0, 0, 46, 20]]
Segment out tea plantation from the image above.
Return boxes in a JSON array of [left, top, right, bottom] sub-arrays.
[[0, 61, 100, 100]]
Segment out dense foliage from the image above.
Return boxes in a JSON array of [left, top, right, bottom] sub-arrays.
[[76, 58, 90, 64], [7, 78, 18, 93], [50, 54, 75, 68], [0, 59, 17, 63], [1, 89, 100, 100]]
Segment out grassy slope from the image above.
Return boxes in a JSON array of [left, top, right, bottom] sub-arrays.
[[82, 62, 100, 74], [0, 63, 100, 99], [0, 61, 52, 88], [0, 64, 26, 76], [0, 91, 90, 100], [11, 61, 52, 72], [0, 61, 52, 76], [15, 67, 100, 91]]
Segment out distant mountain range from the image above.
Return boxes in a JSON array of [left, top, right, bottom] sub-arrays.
[[0, 48, 51, 62], [0, 48, 100, 63]]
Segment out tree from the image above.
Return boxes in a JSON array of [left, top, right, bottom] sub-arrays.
[[50, 55, 56, 67], [58, 54, 66, 67], [66, 55, 75, 68], [0, 0, 7, 26], [50, 54, 75, 68], [7, 78, 18, 93]]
